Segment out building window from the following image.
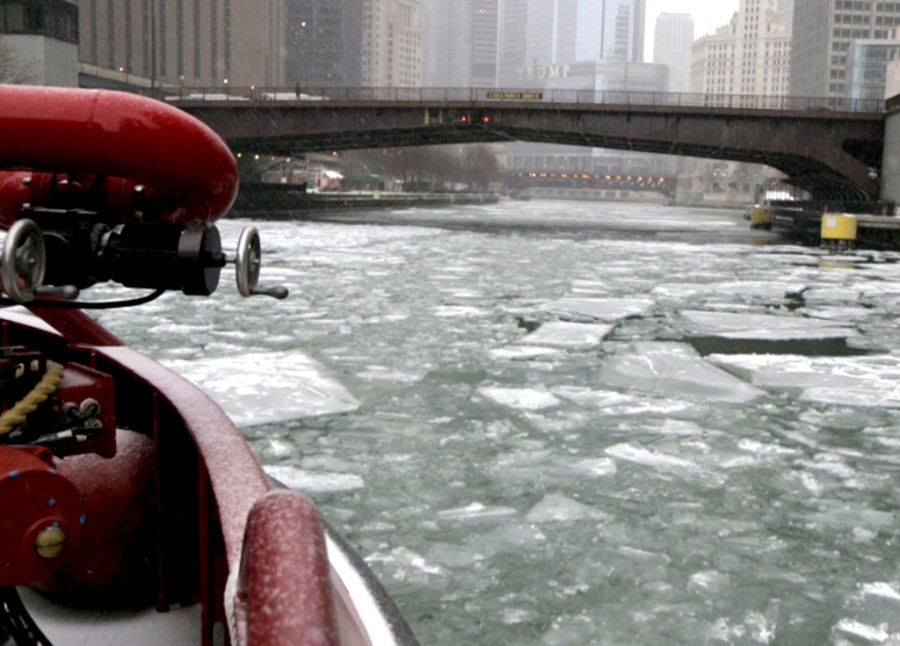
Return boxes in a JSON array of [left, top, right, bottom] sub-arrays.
[[0, 0, 78, 43]]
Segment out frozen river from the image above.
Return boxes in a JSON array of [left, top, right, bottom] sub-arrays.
[[96, 199, 900, 645]]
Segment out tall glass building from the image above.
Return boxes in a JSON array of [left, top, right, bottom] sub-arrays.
[[422, 0, 498, 87], [653, 12, 693, 93], [791, 0, 900, 98], [845, 39, 900, 101], [524, 0, 644, 68]]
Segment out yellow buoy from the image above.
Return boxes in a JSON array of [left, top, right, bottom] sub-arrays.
[[749, 207, 773, 229], [821, 213, 858, 241]]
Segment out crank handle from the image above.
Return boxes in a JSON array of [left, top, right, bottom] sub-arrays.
[[232, 227, 289, 299]]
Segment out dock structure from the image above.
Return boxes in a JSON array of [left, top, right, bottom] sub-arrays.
[[760, 93, 900, 249]]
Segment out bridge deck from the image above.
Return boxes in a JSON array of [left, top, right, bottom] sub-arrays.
[[157, 87, 886, 203]]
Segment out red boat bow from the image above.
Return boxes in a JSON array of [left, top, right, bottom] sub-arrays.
[[0, 87, 415, 645]]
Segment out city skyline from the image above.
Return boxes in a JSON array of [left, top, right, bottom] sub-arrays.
[[644, 0, 738, 58]]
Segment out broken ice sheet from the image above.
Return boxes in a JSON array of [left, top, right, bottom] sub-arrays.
[[519, 321, 613, 349], [709, 354, 900, 407], [477, 385, 561, 411], [437, 502, 518, 522], [162, 351, 360, 426], [605, 442, 698, 471], [525, 493, 611, 523], [489, 345, 560, 361], [702, 281, 807, 299], [540, 297, 654, 321], [680, 310, 857, 340], [599, 342, 765, 403], [263, 465, 365, 493]]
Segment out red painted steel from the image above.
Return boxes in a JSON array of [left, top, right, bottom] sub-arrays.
[[0, 445, 86, 586], [0, 86, 238, 225], [236, 491, 338, 646], [0, 171, 31, 227], [32, 430, 158, 607]]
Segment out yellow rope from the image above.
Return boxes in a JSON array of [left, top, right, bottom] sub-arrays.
[[0, 361, 65, 436]]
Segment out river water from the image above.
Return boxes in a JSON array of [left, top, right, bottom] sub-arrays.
[[95, 200, 900, 645]]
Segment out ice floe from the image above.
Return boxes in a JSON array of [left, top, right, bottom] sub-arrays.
[[365, 546, 445, 581], [489, 346, 560, 360], [525, 493, 609, 523], [680, 310, 857, 340], [859, 582, 900, 602], [437, 502, 518, 521], [599, 342, 766, 403], [162, 350, 360, 425], [702, 281, 807, 299], [432, 305, 484, 318], [541, 297, 654, 321], [832, 618, 893, 643], [263, 465, 365, 493], [709, 354, 900, 407], [519, 321, 613, 349], [803, 287, 862, 302], [477, 385, 561, 410], [605, 442, 698, 470]]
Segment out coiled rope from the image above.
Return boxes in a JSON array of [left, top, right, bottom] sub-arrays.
[[0, 361, 65, 436]]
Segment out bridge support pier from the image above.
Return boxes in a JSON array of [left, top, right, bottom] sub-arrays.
[[881, 105, 900, 213]]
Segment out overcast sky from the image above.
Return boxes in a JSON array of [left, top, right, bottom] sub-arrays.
[[644, 0, 739, 60]]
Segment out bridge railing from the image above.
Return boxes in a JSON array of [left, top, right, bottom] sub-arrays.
[[158, 85, 885, 113]]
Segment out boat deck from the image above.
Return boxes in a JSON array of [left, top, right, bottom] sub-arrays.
[[17, 588, 205, 646]]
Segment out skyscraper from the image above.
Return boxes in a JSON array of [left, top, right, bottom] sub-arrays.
[[421, 0, 498, 88], [363, 0, 422, 88], [497, 0, 527, 85], [653, 13, 693, 93], [497, 0, 645, 86], [791, 0, 899, 98], [79, 0, 285, 90], [691, 0, 790, 97], [845, 39, 900, 101], [524, 0, 644, 68], [285, 0, 362, 88]]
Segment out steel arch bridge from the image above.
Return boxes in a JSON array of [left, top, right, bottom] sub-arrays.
[[168, 87, 886, 202]]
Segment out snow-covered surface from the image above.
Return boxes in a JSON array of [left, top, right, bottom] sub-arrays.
[[161, 351, 360, 426]]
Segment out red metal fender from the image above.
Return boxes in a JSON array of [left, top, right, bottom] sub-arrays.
[[233, 490, 338, 646], [0, 85, 238, 226]]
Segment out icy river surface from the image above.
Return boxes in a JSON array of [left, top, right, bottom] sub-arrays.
[[97, 200, 900, 645]]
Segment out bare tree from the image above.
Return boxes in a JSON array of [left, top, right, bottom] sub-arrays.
[[0, 37, 33, 84], [463, 145, 501, 192], [342, 145, 500, 192]]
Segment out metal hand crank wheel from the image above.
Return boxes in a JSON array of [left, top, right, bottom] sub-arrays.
[[2, 220, 46, 304], [235, 226, 262, 298]]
